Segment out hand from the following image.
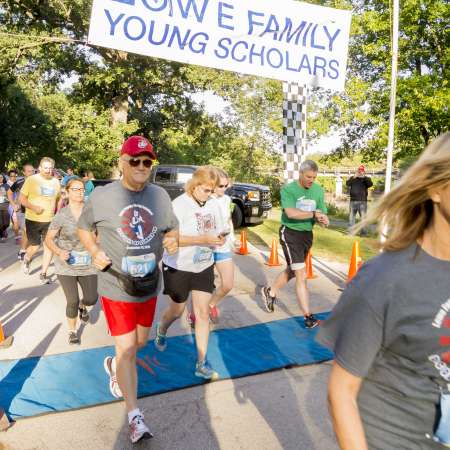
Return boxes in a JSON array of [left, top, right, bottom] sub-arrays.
[[92, 250, 112, 271], [163, 235, 178, 254], [33, 204, 44, 214], [316, 212, 329, 227], [13, 203, 20, 212], [58, 249, 70, 261], [204, 235, 225, 246]]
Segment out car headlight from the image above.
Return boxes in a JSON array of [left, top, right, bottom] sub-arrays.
[[247, 191, 260, 201]]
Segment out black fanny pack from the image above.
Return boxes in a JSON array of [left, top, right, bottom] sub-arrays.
[[104, 266, 160, 297]]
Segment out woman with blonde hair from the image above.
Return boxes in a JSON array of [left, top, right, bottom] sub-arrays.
[[155, 166, 226, 380], [317, 132, 450, 449]]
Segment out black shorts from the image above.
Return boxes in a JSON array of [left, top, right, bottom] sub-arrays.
[[162, 263, 215, 304], [25, 219, 50, 246], [279, 226, 313, 271]]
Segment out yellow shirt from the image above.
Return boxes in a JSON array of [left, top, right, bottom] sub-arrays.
[[21, 174, 60, 222]]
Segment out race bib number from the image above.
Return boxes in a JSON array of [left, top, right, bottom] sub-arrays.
[[40, 186, 56, 197], [68, 250, 91, 267], [193, 247, 213, 264], [121, 254, 156, 278], [296, 197, 317, 212]]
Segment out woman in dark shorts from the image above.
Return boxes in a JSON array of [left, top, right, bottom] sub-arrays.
[[317, 132, 450, 450], [45, 177, 98, 344], [155, 166, 225, 380]]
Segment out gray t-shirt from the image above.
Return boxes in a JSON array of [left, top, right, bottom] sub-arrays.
[[49, 206, 97, 277], [317, 244, 450, 450], [77, 181, 178, 302]]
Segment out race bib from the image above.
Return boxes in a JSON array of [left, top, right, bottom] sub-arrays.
[[40, 186, 56, 197], [121, 253, 156, 278], [193, 247, 213, 264], [296, 197, 317, 212], [68, 250, 91, 267]]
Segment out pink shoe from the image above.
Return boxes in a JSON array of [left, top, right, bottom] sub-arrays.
[[209, 305, 219, 324], [187, 311, 196, 329]]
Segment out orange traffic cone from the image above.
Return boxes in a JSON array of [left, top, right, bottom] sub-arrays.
[[237, 230, 249, 255], [0, 321, 13, 349], [347, 241, 362, 283], [305, 250, 318, 279], [266, 238, 282, 266]]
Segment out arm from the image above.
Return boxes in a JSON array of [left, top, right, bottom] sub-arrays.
[[346, 177, 354, 187], [6, 189, 18, 211], [162, 229, 179, 254], [179, 234, 225, 247], [77, 228, 111, 270], [19, 192, 43, 214], [328, 361, 368, 450], [364, 177, 373, 188], [283, 208, 315, 221], [44, 228, 70, 261]]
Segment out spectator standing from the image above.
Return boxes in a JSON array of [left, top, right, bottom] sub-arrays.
[[346, 164, 373, 232]]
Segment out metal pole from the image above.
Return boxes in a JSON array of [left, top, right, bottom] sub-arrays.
[[384, 0, 399, 194]]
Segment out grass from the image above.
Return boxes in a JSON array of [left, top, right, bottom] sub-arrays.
[[242, 208, 379, 263]]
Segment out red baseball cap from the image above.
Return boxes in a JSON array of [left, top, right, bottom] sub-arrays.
[[358, 164, 365, 171], [121, 136, 156, 160]]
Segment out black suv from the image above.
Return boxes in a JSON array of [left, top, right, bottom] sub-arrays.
[[149, 165, 271, 228]]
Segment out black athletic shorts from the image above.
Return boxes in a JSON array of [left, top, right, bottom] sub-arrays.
[[279, 226, 313, 271], [25, 219, 50, 246], [162, 263, 215, 303]]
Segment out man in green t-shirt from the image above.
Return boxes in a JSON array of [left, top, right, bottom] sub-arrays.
[[261, 160, 329, 328]]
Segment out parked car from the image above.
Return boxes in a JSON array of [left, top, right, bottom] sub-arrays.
[[150, 165, 272, 228], [91, 165, 272, 228]]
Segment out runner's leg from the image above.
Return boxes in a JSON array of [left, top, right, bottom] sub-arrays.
[[294, 268, 310, 315], [158, 299, 186, 334], [209, 259, 234, 308], [192, 290, 212, 362]]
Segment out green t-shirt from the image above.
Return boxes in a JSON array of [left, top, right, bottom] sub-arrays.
[[280, 181, 327, 231]]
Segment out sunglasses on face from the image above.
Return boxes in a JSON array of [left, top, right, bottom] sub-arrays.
[[218, 184, 229, 188], [124, 158, 153, 168]]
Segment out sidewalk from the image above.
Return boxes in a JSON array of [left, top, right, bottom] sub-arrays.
[[0, 233, 347, 449]]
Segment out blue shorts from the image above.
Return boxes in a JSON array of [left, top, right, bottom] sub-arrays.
[[214, 252, 232, 263]]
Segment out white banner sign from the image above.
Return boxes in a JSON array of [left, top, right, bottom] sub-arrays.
[[88, 0, 351, 91]]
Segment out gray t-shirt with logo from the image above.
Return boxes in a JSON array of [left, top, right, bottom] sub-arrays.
[[77, 181, 178, 303], [49, 206, 97, 277], [317, 244, 450, 450]]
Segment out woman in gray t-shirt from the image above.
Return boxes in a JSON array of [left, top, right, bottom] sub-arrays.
[[45, 177, 97, 345], [317, 133, 450, 450]]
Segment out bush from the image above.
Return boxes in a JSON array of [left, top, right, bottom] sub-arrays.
[[326, 202, 348, 220]]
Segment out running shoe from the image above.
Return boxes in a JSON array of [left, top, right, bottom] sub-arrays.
[[69, 331, 80, 345], [68, 331, 80, 345], [79, 306, 89, 323], [195, 359, 219, 380], [39, 273, 51, 285], [22, 258, 31, 275], [304, 314, 319, 329], [209, 305, 219, 324], [261, 286, 276, 313], [17, 250, 25, 261], [103, 356, 123, 398], [154, 323, 167, 352], [187, 311, 196, 329], [129, 414, 153, 444]]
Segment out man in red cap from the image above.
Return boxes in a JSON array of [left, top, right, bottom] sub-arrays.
[[78, 135, 179, 443], [346, 164, 373, 233]]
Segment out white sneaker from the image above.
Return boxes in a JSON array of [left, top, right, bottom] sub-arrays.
[[103, 356, 122, 398], [129, 414, 153, 444]]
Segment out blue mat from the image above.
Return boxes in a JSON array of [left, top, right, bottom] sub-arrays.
[[0, 314, 332, 419]]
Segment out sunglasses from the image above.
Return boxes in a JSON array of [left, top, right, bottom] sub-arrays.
[[69, 187, 85, 192], [124, 158, 153, 168], [218, 184, 229, 188]]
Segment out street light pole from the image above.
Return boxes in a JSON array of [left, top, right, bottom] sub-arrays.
[[384, 0, 399, 194]]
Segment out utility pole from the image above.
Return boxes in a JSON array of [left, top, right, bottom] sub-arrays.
[[385, 0, 399, 194]]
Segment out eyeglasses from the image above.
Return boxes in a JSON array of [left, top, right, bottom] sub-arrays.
[[218, 184, 229, 188], [69, 187, 85, 192], [124, 158, 153, 168], [197, 187, 213, 194]]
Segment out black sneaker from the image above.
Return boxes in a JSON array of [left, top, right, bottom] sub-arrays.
[[18, 250, 25, 261], [39, 273, 51, 285], [68, 331, 80, 345], [261, 286, 276, 313], [79, 306, 89, 323], [304, 314, 319, 329]]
